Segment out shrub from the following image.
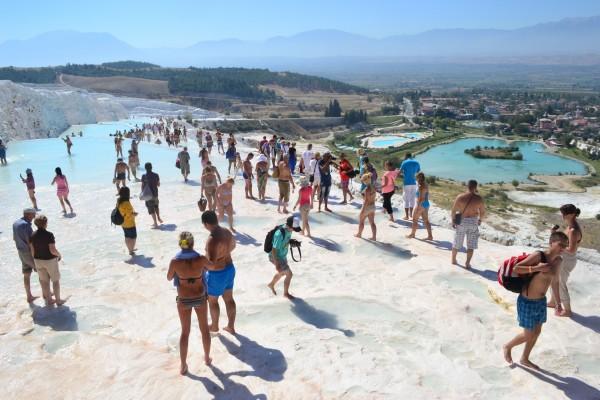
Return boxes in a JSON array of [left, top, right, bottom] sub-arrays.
[[512, 179, 519, 188], [426, 175, 437, 185]]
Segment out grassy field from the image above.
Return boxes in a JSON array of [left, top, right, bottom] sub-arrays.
[[557, 147, 600, 188], [61, 74, 169, 97], [367, 115, 406, 125]]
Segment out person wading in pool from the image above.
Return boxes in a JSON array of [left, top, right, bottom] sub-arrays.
[[114, 158, 131, 194], [202, 210, 237, 335]]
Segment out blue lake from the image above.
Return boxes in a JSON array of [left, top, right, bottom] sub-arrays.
[[416, 138, 588, 183]]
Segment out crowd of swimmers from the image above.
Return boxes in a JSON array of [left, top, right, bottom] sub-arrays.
[[10, 120, 586, 375]]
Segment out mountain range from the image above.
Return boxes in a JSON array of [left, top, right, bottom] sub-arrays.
[[1, 16, 600, 69]]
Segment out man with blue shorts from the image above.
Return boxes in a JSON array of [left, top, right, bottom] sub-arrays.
[[400, 153, 421, 220], [202, 210, 237, 334]]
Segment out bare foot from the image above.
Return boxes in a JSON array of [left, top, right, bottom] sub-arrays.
[[45, 298, 56, 306], [388, 217, 394, 222], [284, 292, 295, 300], [209, 325, 219, 333], [282, 209, 289, 214], [204, 356, 212, 366], [325, 207, 333, 212], [465, 263, 471, 270], [406, 234, 415, 239], [340, 201, 347, 205], [520, 358, 540, 370], [151, 224, 159, 229], [158, 217, 164, 224], [268, 283, 277, 295], [546, 301, 556, 308], [403, 216, 409, 220], [55, 299, 67, 306], [27, 295, 39, 303], [180, 363, 188, 375], [451, 260, 458, 266], [223, 326, 236, 335], [354, 233, 361, 238], [369, 237, 376, 241], [277, 209, 282, 214], [425, 236, 434, 241], [503, 345, 513, 364]]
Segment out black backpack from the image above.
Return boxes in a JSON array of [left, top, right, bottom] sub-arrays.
[[264, 226, 285, 253], [111, 206, 124, 226]]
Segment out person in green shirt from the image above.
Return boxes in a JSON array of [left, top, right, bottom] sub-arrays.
[[268, 216, 300, 299]]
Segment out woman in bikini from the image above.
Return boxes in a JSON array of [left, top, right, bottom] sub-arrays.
[[407, 172, 433, 240], [549, 204, 583, 317], [51, 167, 74, 215], [216, 177, 235, 232], [201, 166, 219, 212], [355, 173, 377, 241], [199, 147, 210, 174], [167, 232, 212, 375]]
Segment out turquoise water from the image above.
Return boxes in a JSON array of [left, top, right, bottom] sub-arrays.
[[416, 138, 588, 183], [370, 132, 424, 148], [0, 118, 223, 199]]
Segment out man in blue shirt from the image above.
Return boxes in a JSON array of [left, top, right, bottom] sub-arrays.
[[400, 153, 421, 220], [12, 208, 38, 303], [268, 216, 301, 299]]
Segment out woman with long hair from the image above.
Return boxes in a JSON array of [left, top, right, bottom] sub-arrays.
[[549, 204, 583, 317], [381, 161, 400, 222], [117, 186, 138, 256], [20, 168, 38, 210], [199, 147, 210, 173], [51, 167, 73, 214], [407, 172, 432, 240], [167, 232, 212, 375]]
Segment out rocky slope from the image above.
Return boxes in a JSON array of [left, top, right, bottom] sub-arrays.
[[0, 80, 128, 141]]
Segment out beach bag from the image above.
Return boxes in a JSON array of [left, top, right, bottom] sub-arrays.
[[346, 169, 359, 179], [111, 206, 124, 226], [175, 159, 181, 169], [139, 185, 154, 201], [197, 197, 208, 212], [497, 251, 545, 293], [264, 226, 286, 253]]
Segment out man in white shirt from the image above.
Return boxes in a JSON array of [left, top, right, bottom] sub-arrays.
[[301, 144, 314, 175]]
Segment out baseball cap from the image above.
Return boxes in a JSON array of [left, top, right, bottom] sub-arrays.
[[286, 216, 301, 232]]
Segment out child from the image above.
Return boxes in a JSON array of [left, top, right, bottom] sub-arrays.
[[293, 177, 313, 237], [20, 168, 38, 210], [234, 152, 243, 178], [355, 173, 377, 241], [503, 231, 568, 370]]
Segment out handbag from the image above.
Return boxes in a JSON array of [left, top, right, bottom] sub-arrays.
[[175, 159, 181, 169], [139, 185, 154, 201], [197, 197, 208, 212], [453, 194, 474, 226]]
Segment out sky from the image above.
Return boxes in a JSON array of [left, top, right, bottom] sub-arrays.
[[1, 0, 600, 47]]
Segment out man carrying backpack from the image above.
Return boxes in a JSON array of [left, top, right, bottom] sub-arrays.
[[502, 231, 568, 370], [267, 216, 301, 299]]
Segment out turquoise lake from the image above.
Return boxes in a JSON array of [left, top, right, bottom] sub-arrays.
[[416, 138, 588, 183]]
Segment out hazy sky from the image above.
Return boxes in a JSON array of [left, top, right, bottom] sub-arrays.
[[2, 0, 600, 47]]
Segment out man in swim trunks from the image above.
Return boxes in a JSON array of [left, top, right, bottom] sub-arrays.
[[399, 153, 421, 220], [202, 211, 237, 334], [243, 153, 255, 199], [503, 231, 567, 370], [13, 208, 38, 303], [277, 155, 295, 214], [451, 180, 486, 269], [114, 158, 131, 193], [268, 216, 301, 299]]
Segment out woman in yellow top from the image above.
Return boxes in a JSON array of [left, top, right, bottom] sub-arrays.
[[117, 186, 138, 255]]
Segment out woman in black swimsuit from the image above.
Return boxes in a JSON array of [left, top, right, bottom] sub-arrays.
[[167, 232, 212, 375]]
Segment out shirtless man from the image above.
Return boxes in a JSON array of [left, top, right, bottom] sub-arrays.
[[216, 177, 235, 232], [115, 136, 123, 158], [128, 150, 140, 181], [243, 153, 255, 199], [503, 231, 567, 370], [114, 158, 131, 193], [451, 180, 486, 269], [202, 211, 237, 334], [277, 155, 295, 214]]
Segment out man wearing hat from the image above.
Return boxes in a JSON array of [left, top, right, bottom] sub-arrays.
[[12, 208, 38, 303], [267, 216, 301, 299]]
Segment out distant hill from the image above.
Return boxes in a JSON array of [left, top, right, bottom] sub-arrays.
[[0, 64, 366, 101], [1, 17, 600, 68]]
